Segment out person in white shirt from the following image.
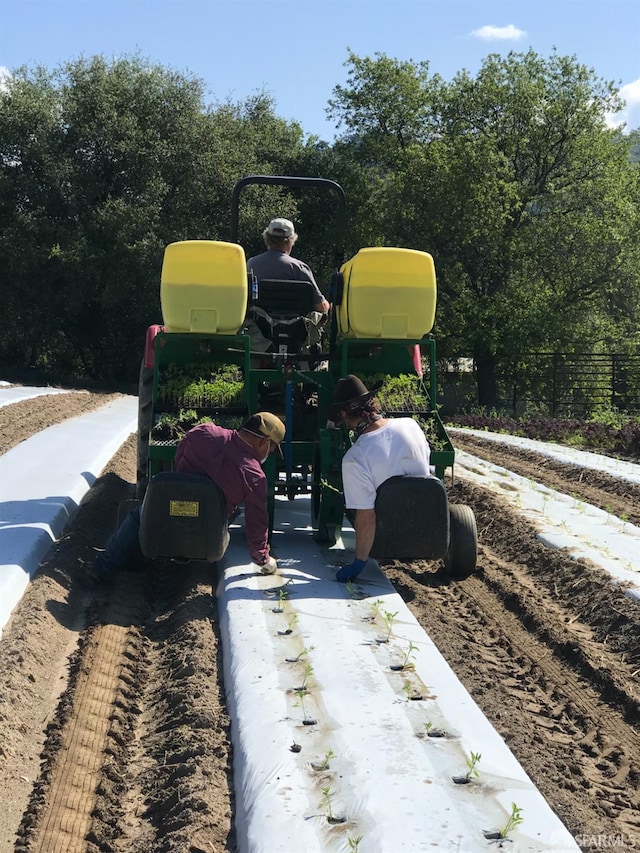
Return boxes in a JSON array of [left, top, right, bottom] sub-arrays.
[[331, 375, 432, 581]]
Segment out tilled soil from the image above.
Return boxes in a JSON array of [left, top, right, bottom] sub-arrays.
[[0, 391, 639, 852]]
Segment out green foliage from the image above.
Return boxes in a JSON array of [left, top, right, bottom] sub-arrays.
[[501, 803, 525, 839], [0, 55, 308, 383], [357, 373, 449, 450], [331, 49, 640, 407], [151, 409, 214, 442], [1, 46, 638, 407], [327, 50, 441, 160], [157, 364, 245, 408], [363, 373, 429, 412], [465, 750, 482, 781]]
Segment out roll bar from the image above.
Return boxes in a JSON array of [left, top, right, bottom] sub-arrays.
[[230, 175, 347, 271]]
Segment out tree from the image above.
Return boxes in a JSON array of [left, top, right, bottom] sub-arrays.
[[0, 56, 307, 382], [328, 49, 639, 407]]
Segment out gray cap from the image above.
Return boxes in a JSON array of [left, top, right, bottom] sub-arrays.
[[266, 218, 295, 238]]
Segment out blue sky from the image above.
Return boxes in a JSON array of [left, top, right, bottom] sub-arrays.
[[2, 0, 639, 138]]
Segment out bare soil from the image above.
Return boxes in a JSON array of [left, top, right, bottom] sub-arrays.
[[0, 391, 638, 852]]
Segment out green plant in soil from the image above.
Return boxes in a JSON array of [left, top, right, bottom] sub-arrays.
[[369, 598, 384, 621], [345, 579, 358, 597], [500, 803, 524, 839], [294, 687, 309, 721], [382, 609, 398, 641], [272, 583, 291, 612], [402, 682, 414, 700], [316, 748, 335, 771], [465, 750, 482, 781], [400, 641, 418, 670], [347, 836, 363, 852], [279, 585, 290, 601], [318, 786, 336, 821], [288, 644, 315, 663], [300, 662, 314, 691]]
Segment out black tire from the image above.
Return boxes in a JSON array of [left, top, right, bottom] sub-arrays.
[[443, 504, 478, 578], [136, 359, 154, 502]]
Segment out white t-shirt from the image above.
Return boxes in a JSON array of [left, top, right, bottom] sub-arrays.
[[341, 418, 432, 510]]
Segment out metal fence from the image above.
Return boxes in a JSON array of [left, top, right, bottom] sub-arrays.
[[505, 353, 640, 416], [438, 353, 640, 416]]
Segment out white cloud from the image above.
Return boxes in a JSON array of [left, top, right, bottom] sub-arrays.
[[605, 78, 640, 133], [471, 24, 526, 41]]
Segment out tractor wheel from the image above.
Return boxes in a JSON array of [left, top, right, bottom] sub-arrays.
[[443, 504, 478, 578], [136, 359, 154, 502]]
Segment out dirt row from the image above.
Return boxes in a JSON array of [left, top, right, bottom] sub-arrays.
[[0, 391, 639, 852]]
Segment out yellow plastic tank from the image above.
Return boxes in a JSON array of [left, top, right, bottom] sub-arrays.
[[338, 247, 437, 339], [160, 240, 248, 334]]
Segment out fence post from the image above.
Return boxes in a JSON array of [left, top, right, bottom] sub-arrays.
[[552, 352, 558, 417]]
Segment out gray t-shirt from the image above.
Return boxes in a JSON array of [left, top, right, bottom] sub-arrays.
[[247, 250, 325, 306]]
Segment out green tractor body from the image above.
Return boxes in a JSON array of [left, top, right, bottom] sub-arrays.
[[136, 176, 475, 576]]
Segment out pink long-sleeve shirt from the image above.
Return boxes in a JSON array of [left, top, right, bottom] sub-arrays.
[[175, 423, 270, 565]]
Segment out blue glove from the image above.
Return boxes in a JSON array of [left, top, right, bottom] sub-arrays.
[[336, 558, 367, 583]]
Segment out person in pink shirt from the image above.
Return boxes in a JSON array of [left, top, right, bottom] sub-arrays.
[[85, 412, 285, 587]]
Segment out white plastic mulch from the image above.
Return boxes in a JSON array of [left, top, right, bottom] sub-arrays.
[[0, 396, 138, 634], [0, 384, 73, 408], [448, 429, 640, 600], [217, 499, 579, 852]]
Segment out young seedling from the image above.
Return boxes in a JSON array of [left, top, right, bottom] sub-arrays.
[[299, 661, 314, 691], [452, 749, 481, 784], [345, 579, 358, 597], [402, 681, 422, 701], [500, 802, 524, 839], [294, 687, 312, 724], [400, 641, 418, 670], [318, 786, 344, 823], [318, 786, 334, 820], [382, 609, 398, 641], [465, 750, 482, 781], [285, 643, 315, 664], [369, 599, 384, 621], [272, 583, 291, 613], [423, 721, 433, 736], [278, 612, 299, 635], [347, 836, 363, 852], [311, 748, 336, 771], [484, 802, 525, 843]]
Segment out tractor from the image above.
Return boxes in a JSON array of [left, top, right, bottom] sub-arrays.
[[135, 175, 477, 576]]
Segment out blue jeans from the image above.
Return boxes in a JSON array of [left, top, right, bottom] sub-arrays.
[[94, 506, 144, 574]]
